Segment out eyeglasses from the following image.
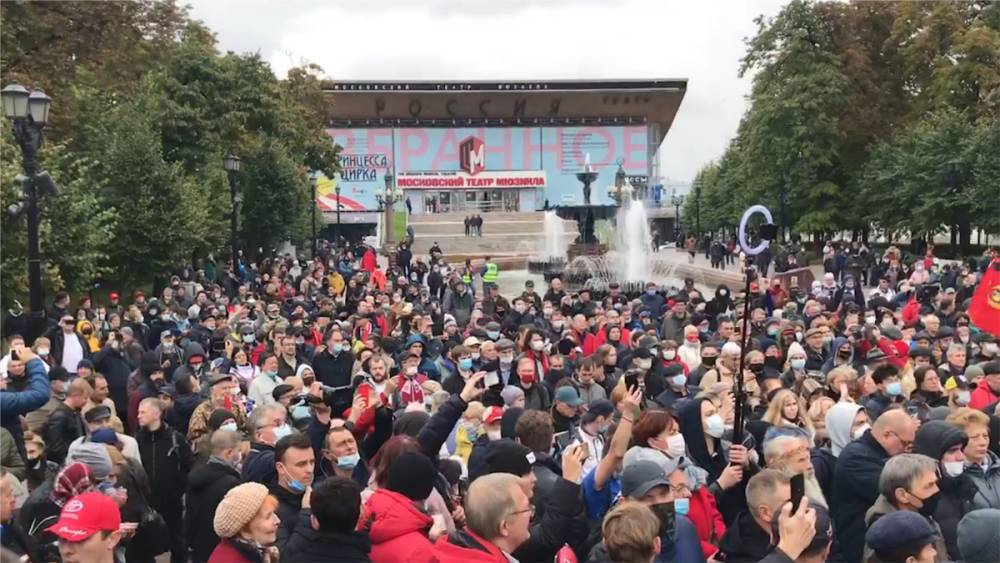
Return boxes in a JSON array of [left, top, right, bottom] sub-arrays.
[[668, 483, 691, 495], [509, 505, 535, 518]]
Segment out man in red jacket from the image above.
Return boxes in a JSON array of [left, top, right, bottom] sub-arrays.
[[969, 361, 1000, 409], [432, 473, 531, 563]]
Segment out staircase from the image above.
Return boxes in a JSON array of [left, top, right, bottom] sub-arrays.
[[406, 211, 577, 256]]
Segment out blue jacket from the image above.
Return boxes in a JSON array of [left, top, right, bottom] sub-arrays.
[[1, 358, 50, 460], [0, 358, 49, 420]]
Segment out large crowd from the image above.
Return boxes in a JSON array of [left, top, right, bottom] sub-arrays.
[[1, 240, 999, 563]]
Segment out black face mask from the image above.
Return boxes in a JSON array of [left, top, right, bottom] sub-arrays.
[[764, 357, 781, 369], [649, 501, 675, 537], [912, 490, 941, 518], [749, 364, 765, 375], [702, 356, 717, 367]]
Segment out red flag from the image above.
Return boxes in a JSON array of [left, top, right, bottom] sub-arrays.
[[969, 259, 1000, 337]]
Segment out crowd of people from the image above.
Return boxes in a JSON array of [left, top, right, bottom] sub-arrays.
[[1, 239, 999, 563]]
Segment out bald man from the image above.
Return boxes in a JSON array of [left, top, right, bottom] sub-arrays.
[[831, 409, 918, 562]]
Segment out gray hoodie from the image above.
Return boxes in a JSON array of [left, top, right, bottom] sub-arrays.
[[825, 402, 864, 457]]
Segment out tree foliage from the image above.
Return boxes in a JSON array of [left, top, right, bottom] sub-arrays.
[[1, 0, 338, 307], [701, 0, 1000, 254]]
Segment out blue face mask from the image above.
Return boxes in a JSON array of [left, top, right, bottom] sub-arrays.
[[459, 358, 473, 370], [273, 423, 293, 441], [886, 381, 902, 397], [336, 453, 360, 470], [287, 478, 307, 493], [487, 331, 500, 340], [674, 497, 690, 516], [291, 405, 311, 421], [646, 289, 656, 296], [671, 374, 686, 387]]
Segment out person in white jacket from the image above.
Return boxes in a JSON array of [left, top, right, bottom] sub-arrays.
[[247, 354, 282, 408]]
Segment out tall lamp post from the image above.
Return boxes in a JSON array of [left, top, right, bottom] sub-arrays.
[[307, 170, 318, 257], [334, 180, 342, 247], [670, 189, 685, 242], [375, 170, 402, 249], [694, 180, 702, 239], [223, 152, 241, 269], [3, 83, 53, 341]]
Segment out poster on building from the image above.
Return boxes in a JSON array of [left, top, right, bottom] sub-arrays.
[[324, 125, 649, 211], [325, 128, 394, 211]]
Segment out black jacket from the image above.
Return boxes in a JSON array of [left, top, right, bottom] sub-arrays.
[[185, 459, 241, 562], [715, 511, 773, 563], [269, 480, 305, 552], [93, 345, 133, 417], [136, 423, 194, 514], [242, 441, 276, 485], [830, 430, 889, 563], [912, 420, 978, 560], [44, 403, 86, 464], [167, 392, 201, 437], [311, 349, 356, 414], [48, 330, 91, 369], [529, 451, 562, 518], [282, 511, 372, 562], [513, 477, 587, 563]]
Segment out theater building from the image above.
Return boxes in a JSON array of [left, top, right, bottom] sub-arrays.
[[319, 79, 686, 228]]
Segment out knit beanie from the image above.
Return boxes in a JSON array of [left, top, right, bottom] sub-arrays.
[[500, 385, 524, 407], [208, 408, 236, 431], [66, 442, 113, 481], [214, 482, 270, 538], [386, 452, 437, 501], [140, 351, 161, 377], [958, 509, 1000, 563]]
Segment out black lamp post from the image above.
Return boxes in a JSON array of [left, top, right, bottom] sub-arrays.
[[223, 152, 241, 269], [334, 181, 342, 247], [375, 170, 401, 248], [307, 170, 318, 257], [670, 189, 685, 242], [3, 83, 53, 342], [694, 180, 702, 238]]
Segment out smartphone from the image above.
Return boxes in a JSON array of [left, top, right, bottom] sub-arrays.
[[623, 370, 640, 390], [790, 473, 805, 513]]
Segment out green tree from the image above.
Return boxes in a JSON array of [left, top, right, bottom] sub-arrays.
[[238, 141, 310, 253]]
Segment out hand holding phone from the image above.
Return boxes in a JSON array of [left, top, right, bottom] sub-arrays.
[[790, 473, 805, 513]]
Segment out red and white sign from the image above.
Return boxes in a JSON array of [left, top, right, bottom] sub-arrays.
[[397, 170, 547, 190]]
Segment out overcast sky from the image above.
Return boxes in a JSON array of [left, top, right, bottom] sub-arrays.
[[187, 0, 788, 185]]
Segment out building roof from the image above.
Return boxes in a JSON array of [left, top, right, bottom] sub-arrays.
[[322, 79, 687, 148]]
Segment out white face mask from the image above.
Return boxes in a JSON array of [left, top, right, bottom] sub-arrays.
[[486, 429, 502, 441], [663, 349, 676, 361], [530, 340, 545, 352], [665, 434, 686, 458], [852, 423, 871, 440], [956, 390, 971, 406], [704, 414, 725, 438], [37, 347, 50, 356], [943, 461, 964, 477]]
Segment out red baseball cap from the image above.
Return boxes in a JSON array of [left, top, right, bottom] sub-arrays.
[[46, 492, 121, 541], [482, 406, 504, 425]]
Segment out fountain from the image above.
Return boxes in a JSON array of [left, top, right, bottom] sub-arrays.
[[542, 211, 569, 260], [617, 199, 652, 282]]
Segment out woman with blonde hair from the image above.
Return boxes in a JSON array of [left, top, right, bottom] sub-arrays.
[[762, 389, 815, 442]]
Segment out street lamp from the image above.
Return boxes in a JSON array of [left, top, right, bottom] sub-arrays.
[[334, 178, 342, 247], [375, 170, 402, 248], [694, 180, 702, 239], [606, 158, 634, 205], [223, 152, 241, 270], [3, 83, 53, 342], [670, 189, 685, 242], [307, 170, 318, 257]]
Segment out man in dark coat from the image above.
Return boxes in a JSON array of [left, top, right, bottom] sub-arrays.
[[43, 377, 90, 464], [311, 329, 356, 416], [830, 409, 916, 562], [92, 332, 133, 418], [185, 429, 243, 562], [135, 396, 194, 563], [282, 477, 372, 563], [912, 420, 978, 560]]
